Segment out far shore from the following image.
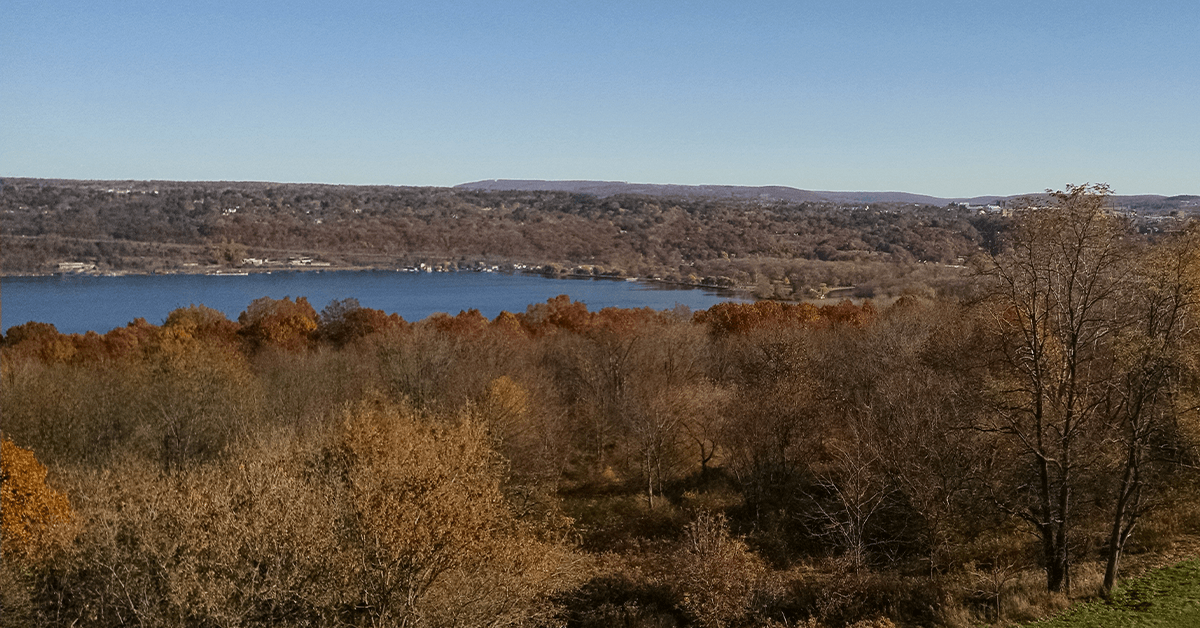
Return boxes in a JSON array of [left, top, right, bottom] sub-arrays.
[[6, 258, 897, 306], [3, 262, 759, 300]]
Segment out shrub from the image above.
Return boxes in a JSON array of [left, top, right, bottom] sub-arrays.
[[669, 512, 768, 628], [0, 439, 72, 561], [26, 400, 585, 627]]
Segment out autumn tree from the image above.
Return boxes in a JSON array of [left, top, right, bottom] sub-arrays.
[[1096, 228, 1200, 596], [668, 512, 767, 628], [978, 184, 1194, 594], [812, 298, 988, 573], [141, 328, 261, 470], [238, 296, 318, 352], [162, 304, 241, 348], [317, 298, 406, 347], [31, 400, 584, 627], [478, 374, 568, 487], [622, 322, 708, 508], [376, 311, 520, 412], [1, 439, 72, 561], [329, 398, 586, 626], [1, 322, 76, 364], [1, 439, 73, 625]]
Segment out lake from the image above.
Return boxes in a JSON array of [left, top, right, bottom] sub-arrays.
[[0, 271, 746, 335]]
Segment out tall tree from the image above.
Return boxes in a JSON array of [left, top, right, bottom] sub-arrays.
[[1098, 230, 1200, 596], [982, 184, 1131, 592]]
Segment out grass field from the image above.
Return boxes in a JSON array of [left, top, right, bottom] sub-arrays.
[[1027, 559, 1200, 627]]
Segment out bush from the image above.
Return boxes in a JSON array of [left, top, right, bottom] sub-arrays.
[[669, 512, 769, 628], [0, 439, 72, 561], [25, 400, 586, 627]]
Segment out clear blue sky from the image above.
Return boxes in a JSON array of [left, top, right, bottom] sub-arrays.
[[3, 1, 1197, 197]]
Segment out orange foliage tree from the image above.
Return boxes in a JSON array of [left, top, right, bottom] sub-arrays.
[[163, 304, 242, 348], [428, 308, 490, 336], [519, 295, 593, 334], [317, 298, 406, 347], [695, 301, 820, 335], [695, 299, 875, 335], [1, 439, 72, 560], [1, 322, 76, 364], [238, 296, 319, 352]]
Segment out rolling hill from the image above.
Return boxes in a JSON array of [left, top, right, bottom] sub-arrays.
[[456, 179, 1198, 212]]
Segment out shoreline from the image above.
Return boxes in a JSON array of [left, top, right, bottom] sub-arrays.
[[2, 264, 753, 299]]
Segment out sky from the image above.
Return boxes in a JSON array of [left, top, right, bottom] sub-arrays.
[[2, 1, 1197, 197]]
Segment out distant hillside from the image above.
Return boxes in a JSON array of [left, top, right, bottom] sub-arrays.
[[456, 179, 1011, 206], [2, 177, 996, 301], [456, 179, 1199, 213], [4, 177, 1195, 303], [455, 180, 830, 203]]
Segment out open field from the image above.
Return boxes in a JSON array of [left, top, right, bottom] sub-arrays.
[[1029, 559, 1200, 628]]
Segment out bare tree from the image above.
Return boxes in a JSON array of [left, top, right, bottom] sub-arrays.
[[1098, 230, 1200, 596], [981, 184, 1132, 592]]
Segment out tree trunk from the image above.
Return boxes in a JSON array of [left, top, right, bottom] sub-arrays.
[[1102, 541, 1122, 598], [1046, 539, 1067, 592], [646, 448, 655, 510], [1102, 448, 1141, 598]]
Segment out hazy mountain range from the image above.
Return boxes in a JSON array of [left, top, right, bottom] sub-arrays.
[[457, 179, 1200, 212]]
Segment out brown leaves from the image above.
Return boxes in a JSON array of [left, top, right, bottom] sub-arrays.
[[26, 400, 585, 627], [670, 512, 767, 628], [317, 298, 407, 346], [238, 296, 319, 352], [0, 439, 72, 561], [695, 299, 874, 336]]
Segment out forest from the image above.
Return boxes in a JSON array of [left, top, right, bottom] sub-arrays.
[[3, 185, 1200, 627], [1, 177, 1007, 299]]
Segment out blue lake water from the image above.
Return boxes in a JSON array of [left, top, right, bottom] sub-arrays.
[[1, 271, 746, 335]]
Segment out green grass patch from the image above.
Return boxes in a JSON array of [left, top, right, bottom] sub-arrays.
[[1028, 559, 1200, 627]]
